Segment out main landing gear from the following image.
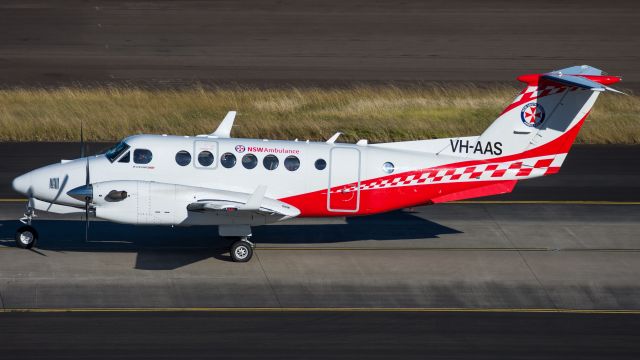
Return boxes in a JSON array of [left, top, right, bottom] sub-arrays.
[[219, 225, 255, 262], [230, 237, 255, 262], [16, 203, 38, 249]]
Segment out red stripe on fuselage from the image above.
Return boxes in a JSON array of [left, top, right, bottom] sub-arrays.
[[279, 113, 588, 217], [280, 179, 517, 217]]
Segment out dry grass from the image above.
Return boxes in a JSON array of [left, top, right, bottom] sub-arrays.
[[0, 85, 638, 143]]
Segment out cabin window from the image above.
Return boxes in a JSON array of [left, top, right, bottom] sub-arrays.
[[118, 151, 130, 163], [197, 151, 214, 167], [105, 141, 130, 163], [315, 158, 326, 170], [175, 150, 191, 166], [284, 155, 300, 171], [133, 149, 153, 164], [242, 154, 258, 169], [221, 152, 236, 168], [263, 154, 279, 170], [382, 162, 395, 174]]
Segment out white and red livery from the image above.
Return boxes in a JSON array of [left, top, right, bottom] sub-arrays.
[[12, 65, 622, 261]]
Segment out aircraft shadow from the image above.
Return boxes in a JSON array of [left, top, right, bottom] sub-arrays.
[[0, 210, 461, 269]]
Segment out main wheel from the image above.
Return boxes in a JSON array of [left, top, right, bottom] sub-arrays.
[[231, 240, 253, 262], [15, 225, 38, 249]]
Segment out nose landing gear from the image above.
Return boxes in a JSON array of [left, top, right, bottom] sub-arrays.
[[15, 225, 38, 249], [16, 204, 37, 249]]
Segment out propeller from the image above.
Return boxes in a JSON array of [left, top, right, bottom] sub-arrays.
[[80, 121, 85, 158], [66, 120, 94, 242], [84, 156, 91, 242], [81, 120, 90, 242]]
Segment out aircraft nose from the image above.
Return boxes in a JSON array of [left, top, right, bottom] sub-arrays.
[[12, 172, 32, 196]]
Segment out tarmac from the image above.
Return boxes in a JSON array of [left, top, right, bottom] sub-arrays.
[[1, 1, 639, 356], [1, 0, 638, 89], [0, 144, 639, 311]]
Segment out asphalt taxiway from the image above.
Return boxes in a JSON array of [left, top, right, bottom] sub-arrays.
[[2, 311, 640, 360], [1, 201, 639, 310], [1, 144, 639, 358]]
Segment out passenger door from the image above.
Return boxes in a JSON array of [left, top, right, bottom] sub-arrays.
[[328, 147, 361, 212]]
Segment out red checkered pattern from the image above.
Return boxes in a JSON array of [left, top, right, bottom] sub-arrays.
[[501, 84, 584, 116], [358, 156, 560, 191], [515, 85, 573, 103]]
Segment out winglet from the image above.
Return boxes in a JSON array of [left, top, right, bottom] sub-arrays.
[[211, 111, 237, 138], [242, 185, 267, 211]]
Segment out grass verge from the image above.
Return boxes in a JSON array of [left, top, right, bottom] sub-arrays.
[[0, 85, 637, 143]]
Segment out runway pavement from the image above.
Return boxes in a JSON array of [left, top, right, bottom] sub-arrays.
[[1, 143, 640, 358], [1, 142, 639, 310], [1, 202, 639, 309], [1, 0, 638, 89]]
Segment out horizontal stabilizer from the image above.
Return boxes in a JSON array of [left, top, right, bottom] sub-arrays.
[[541, 73, 625, 94]]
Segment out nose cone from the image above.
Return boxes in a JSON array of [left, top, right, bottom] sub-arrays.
[[12, 172, 32, 196]]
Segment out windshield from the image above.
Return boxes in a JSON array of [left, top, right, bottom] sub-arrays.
[[105, 141, 131, 163]]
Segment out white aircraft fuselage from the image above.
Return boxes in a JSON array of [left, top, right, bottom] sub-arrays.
[[10, 65, 623, 261]]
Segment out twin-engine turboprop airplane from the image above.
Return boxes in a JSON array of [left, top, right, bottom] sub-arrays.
[[12, 65, 622, 262]]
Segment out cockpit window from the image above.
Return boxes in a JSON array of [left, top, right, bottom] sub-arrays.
[[134, 149, 153, 164], [105, 141, 131, 163], [118, 151, 130, 163]]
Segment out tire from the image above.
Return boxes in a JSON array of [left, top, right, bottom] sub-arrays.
[[231, 240, 253, 262], [15, 225, 38, 249]]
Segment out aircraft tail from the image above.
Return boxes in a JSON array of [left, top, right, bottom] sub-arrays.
[[442, 65, 622, 174]]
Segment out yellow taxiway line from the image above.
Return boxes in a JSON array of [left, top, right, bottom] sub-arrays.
[[2, 307, 640, 314]]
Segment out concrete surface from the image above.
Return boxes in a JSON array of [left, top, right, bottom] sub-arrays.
[[1, 203, 639, 310]]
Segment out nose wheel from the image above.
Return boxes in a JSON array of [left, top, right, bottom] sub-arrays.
[[231, 238, 254, 262], [15, 225, 38, 249], [16, 201, 38, 249]]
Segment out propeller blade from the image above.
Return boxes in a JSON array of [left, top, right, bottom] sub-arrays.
[[84, 155, 90, 242], [26, 186, 34, 208], [80, 121, 85, 158], [85, 202, 90, 242], [85, 157, 90, 186]]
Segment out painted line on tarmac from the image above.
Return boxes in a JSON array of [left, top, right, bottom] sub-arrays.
[[255, 247, 640, 252], [2, 307, 640, 315]]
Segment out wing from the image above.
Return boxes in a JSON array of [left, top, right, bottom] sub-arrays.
[[186, 185, 300, 220]]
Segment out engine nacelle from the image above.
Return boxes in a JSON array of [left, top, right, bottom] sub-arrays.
[[92, 180, 276, 226], [93, 180, 187, 225]]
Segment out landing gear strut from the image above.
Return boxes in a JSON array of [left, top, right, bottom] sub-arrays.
[[231, 237, 254, 262], [16, 203, 37, 249]]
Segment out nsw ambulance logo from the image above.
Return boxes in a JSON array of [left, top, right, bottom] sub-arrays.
[[520, 103, 545, 128], [235, 145, 246, 153]]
